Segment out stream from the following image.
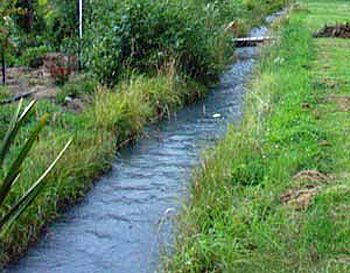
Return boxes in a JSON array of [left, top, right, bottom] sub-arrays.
[[3, 17, 278, 273]]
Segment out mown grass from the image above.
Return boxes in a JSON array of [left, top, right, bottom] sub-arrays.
[[165, 1, 350, 272]]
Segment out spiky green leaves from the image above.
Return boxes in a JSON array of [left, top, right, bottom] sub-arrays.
[[0, 99, 72, 234]]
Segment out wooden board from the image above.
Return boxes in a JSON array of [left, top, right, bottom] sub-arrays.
[[233, 36, 274, 47]]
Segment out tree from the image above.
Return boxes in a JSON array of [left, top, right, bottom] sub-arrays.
[[0, 0, 19, 85], [16, 0, 33, 34]]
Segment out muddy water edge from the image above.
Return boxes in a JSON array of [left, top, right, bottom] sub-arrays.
[[2, 14, 282, 273]]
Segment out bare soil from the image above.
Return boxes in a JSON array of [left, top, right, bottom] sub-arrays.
[[4, 66, 58, 100], [329, 94, 350, 112], [280, 184, 318, 210], [280, 170, 334, 210], [313, 22, 350, 38], [1, 66, 85, 112]]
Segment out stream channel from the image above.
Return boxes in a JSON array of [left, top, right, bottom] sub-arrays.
[[4, 17, 278, 273]]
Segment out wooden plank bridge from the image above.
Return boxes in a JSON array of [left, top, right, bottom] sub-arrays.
[[233, 36, 275, 47]]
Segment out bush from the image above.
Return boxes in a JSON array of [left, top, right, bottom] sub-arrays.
[[23, 46, 51, 68], [243, 0, 287, 14], [84, 0, 227, 85], [56, 74, 98, 103]]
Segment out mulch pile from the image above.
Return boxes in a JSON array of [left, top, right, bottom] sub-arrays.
[[313, 22, 350, 38]]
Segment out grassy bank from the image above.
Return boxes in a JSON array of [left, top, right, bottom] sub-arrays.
[[0, 71, 206, 264], [166, 0, 350, 272], [0, 0, 288, 266]]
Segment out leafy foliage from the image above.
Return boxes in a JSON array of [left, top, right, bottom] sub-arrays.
[[83, 0, 229, 85], [243, 0, 288, 15], [0, 0, 22, 83], [3, 0, 288, 84]]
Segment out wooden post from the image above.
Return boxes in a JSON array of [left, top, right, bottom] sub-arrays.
[[78, 0, 83, 71], [2, 51, 6, 86], [79, 0, 83, 39]]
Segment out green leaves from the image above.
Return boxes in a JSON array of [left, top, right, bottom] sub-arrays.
[[84, 0, 227, 85], [0, 100, 36, 169], [0, 99, 72, 234]]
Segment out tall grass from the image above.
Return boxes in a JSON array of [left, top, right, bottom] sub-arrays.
[[165, 1, 350, 272], [0, 67, 205, 265], [0, 0, 291, 266]]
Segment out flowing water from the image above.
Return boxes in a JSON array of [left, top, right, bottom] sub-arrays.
[[3, 19, 279, 273]]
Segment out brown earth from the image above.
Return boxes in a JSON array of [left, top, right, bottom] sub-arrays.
[[313, 22, 350, 38], [280, 184, 318, 210], [1, 65, 84, 111], [2, 52, 77, 103], [280, 170, 334, 210], [329, 95, 350, 112], [4, 66, 58, 100]]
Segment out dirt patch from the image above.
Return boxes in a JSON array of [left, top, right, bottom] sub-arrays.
[[1, 66, 89, 115], [327, 94, 350, 112], [280, 184, 318, 210], [313, 22, 350, 38], [5, 66, 56, 97], [335, 95, 350, 111], [293, 170, 330, 184], [280, 170, 333, 210], [33, 86, 57, 101]]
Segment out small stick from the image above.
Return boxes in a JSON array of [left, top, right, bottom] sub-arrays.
[[0, 89, 38, 105]]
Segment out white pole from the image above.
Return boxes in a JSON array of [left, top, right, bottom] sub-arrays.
[[79, 0, 83, 39]]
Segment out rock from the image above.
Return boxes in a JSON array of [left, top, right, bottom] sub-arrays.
[[64, 96, 74, 103]]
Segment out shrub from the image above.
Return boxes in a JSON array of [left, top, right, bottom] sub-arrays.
[[84, 0, 226, 85], [56, 74, 98, 103], [23, 46, 50, 68], [243, 0, 287, 14]]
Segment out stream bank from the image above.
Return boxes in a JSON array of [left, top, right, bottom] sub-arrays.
[[0, 0, 289, 268], [166, 1, 350, 272], [1, 17, 278, 273]]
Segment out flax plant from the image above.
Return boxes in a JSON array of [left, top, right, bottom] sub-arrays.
[[0, 100, 72, 234]]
